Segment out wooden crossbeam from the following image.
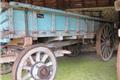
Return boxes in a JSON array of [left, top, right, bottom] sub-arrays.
[[66, 6, 114, 11]]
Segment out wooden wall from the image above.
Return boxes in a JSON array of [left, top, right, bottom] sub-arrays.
[[1, 0, 115, 9]]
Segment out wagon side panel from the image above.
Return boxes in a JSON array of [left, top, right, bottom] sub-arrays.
[[13, 9, 26, 37]]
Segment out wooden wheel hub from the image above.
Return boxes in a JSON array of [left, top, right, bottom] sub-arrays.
[[105, 40, 111, 47], [31, 62, 50, 79]]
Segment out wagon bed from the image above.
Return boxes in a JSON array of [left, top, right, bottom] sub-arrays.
[[0, 2, 112, 41]]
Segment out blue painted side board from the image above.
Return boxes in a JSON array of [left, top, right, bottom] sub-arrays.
[[0, 2, 112, 43]]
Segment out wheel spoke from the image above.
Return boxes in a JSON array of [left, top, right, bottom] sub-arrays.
[[104, 27, 107, 36], [106, 26, 109, 35], [102, 44, 112, 60], [101, 36, 105, 42], [41, 54, 49, 63], [45, 62, 53, 67], [108, 27, 111, 35], [101, 42, 106, 47], [101, 30, 106, 40], [36, 52, 41, 62], [102, 46, 107, 58], [105, 47, 109, 58], [29, 56, 35, 65], [23, 73, 31, 80], [109, 33, 113, 38], [101, 43, 106, 53], [23, 66, 31, 71], [107, 47, 112, 57], [110, 33, 114, 43], [103, 28, 107, 37]]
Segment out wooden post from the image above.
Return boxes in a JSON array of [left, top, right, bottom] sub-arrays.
[[115, 0, 120, 11], [117, 43, 120, 80], [23, 37, 32, 47]]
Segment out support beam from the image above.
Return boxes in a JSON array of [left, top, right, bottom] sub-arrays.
[[56, 0, 65, 9], [66, 6, 114, 11], [69, 0, 71, 8], [82, 0, 85, 7], [96, 0, 98, 6], [56, 0, 59, 9], [44, 0, 46, 7]]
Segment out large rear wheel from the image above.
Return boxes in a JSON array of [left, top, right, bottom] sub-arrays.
[[96, 24, 114, 61]]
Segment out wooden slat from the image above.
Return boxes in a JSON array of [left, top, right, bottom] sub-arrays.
[[45, 0, 57, 8], [84, 0, 96, 7], [15, 0, 32, 4], [32, 1, 44, 6], [97, 0, 109, 6], [1, 0, 115, 9]]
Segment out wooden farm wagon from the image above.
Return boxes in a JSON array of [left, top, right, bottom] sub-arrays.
[[0, 2, 115, 80]]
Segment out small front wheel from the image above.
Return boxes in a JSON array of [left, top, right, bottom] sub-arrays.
[[12, 45, 57, 80]]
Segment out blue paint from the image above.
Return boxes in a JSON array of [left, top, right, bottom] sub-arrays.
[[0, 11, 8, 24], [28, 11, 34, 31], [56, 15, 66, 30], [0, 39, 10, 43], [37, 13, 52, 31], [79, 19, 87, 32], [0, 21, 9, 31], [13, 10, 25, 30], [0, 11, 9, 31], [0, 10, 10, 43], [0, 2, 112, 44], [69, 17, 77, 30]]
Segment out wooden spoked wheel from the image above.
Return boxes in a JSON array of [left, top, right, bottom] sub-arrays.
[[96, 24, 114, 61], [12, 45, 57, 80]]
